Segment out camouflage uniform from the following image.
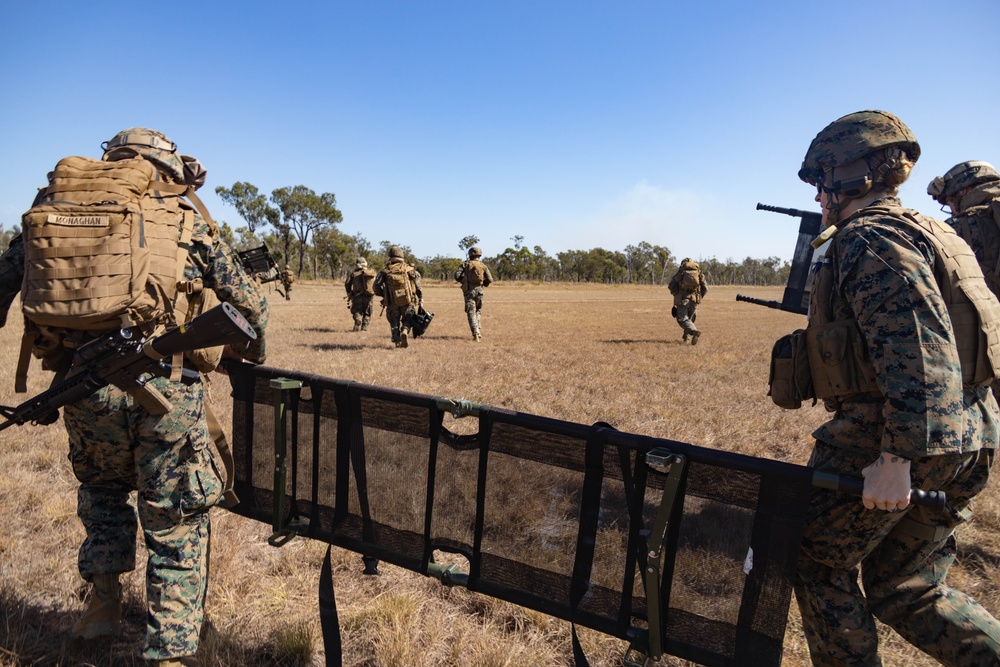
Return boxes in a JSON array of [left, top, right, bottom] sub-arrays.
[[929, 163, 1000, 303], [280, 266, 295, 300], [667, 258, 708, 343], [373, 250, 422, 347], [0, 129, 268, 664], [794, 199, 1000, 665], [454, 249, 493, 341], [345, 259, 376, 331]]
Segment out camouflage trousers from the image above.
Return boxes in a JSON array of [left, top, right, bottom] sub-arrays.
[[795, 441, 1000, 666], [385, 303, 416, 342], [64, 376, 223, 662], [673, 296, 699, 336], [463, 287, 484, 336], [281, 281, 292, 300], [350, 294, 373, 330]]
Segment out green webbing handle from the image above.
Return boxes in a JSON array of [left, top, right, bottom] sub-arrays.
[[813, 471, 946, 511]]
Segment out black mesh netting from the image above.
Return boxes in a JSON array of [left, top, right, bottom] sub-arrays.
[[226, 362, 813, 667]]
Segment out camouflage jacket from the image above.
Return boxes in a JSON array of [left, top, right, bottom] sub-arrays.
[[0, 215, 269, 364], [948, 182, 1000, 298], [812, 197, 999, 459]]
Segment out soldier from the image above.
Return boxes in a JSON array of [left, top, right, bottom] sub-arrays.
[[280, 264, 295, 300], [454, 246, 494, 341], [0, 128, 269, 667], [929, 161, 1000, 299], [345, 256, 376, 331], [667, 258, 708, 344], [793, 110, 1000, 665], [373, 246, 423, 348]]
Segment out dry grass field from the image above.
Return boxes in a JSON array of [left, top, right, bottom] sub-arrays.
[[1, 280, 999, 666]]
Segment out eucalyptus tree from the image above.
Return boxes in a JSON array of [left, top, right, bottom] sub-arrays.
[[270, 186, 343, 273]]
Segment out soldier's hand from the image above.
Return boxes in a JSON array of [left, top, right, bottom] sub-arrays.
[[861, 454, 911, 512]]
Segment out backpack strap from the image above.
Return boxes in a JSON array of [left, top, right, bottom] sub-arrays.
[[14, 329, 38, 394], [153, 182, 219, 234]]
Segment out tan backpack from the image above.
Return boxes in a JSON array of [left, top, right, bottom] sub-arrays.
[[384, 262, 415, 307], [679, 266, 701, 291], [463, 260, 486, 288], [17, 155, 221, 389], [351, 269, 375, 296]]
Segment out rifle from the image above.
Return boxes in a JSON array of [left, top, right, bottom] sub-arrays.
[[0, 302, 257, 432], [736, 203, 824, 316]]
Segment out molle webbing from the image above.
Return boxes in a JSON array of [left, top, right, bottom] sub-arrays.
[[867, 205, 1000, 388], [810, 205, 1000, 395]]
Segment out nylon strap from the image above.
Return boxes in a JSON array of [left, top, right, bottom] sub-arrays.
[[28, 241, 132, 259], [319, 545, 342, 667], [204, 398, 239, 508], [31, 284, 131, 301], [14, 329, 38, 394]]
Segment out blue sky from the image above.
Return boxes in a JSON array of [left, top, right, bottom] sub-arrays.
[[2, 1, 998, 263]]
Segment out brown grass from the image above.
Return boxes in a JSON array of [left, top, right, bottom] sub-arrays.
[[1, 280, 998, 666]]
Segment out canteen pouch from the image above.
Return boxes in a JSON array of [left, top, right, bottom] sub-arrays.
[[769, 329, 814, 409]]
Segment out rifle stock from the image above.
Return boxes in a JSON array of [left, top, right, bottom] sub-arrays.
[[0, 302, 257, 432], [736, 203, 824, 316]]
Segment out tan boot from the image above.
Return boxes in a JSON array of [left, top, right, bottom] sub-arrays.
[[72, 573, 122, 640], [353, 323, 361, 332], [691, 331, 701, 346], [474, 333, 482, 342]]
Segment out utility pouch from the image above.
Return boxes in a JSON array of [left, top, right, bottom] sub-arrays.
[[806, 319, 879, 399], [769, 329, 814, 409]]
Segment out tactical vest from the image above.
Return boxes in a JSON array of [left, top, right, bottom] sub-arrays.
[[949, 199, 1000, 297], [807, 205, 1000, 399]]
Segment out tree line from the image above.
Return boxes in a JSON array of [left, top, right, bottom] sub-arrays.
[[0, 180, 793, 287]]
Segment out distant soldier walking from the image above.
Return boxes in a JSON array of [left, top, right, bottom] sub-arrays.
[[668, 258, 708, 344], [345, 257, 377, 331], [455, 246, 493, 341], [374, 246, 423, 348], [280, 264, 295, 300]]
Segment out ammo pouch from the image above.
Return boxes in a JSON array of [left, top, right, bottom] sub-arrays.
[[768, 330, 814, 409], [805, 319, 880, 399]]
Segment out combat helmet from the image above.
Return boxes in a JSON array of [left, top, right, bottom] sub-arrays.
[[388, 246, 404, 259], [798, 110, 920, 197], [468, 246, 482, 259], [102, 127, 186, 184], [356, 257, 368, 268], [928, 161, 1000, 204]]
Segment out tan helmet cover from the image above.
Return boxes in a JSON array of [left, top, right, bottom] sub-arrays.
[[468, 246, 482, 258], [356, 257, 368, 268], [388, 246, 404, 259], [799, 110, 920, 186], [928, 160, 1000, 203], [103, 127, 186, 183]]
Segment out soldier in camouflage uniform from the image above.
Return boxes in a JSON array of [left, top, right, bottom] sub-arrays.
[[793, 110, 1000, 666], [929, 161, 1000, 299], [280, 264, 295, 300], [454, 246, 493, 341], [667, 258, 708, 344], [373, 245, 423, 348], [0, 128, 269, 667], [345, 257, 376, 331]]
